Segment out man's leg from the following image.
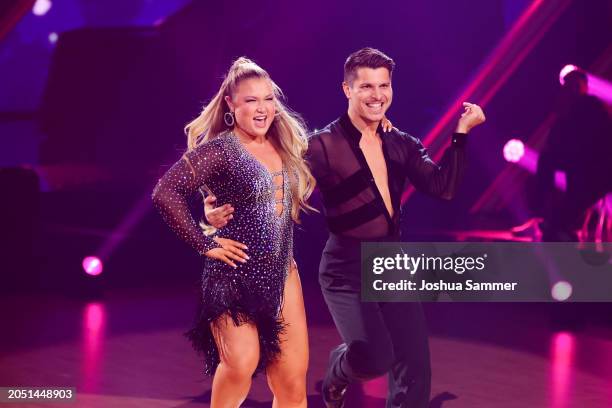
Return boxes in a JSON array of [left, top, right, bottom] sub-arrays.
[[381, 302, 431, 408], [321, 287, 395, 406]]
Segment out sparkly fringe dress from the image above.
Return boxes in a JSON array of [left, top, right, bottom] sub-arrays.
[[152, 133, 293, 375]]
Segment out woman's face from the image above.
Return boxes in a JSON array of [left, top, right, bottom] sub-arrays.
[[226, 77, 276, 139]]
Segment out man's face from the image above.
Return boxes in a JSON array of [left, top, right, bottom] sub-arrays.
[[343, 67, 393, 125]]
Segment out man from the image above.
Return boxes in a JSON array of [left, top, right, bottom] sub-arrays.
[[534, 69, 612, 241], [205, 48, 485, 407]]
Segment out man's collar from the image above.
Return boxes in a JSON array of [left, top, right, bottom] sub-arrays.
[[338, 112, 386, 145]]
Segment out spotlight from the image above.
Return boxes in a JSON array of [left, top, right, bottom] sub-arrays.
[[559, 64, 612, 105], [82, 256, 103, 276], [551, 281, 572, 301], [502, 138, 565, 190], [559, 64, 579, 85], [32, 0, 52, 16], [503, 139, 525, 163], [48, 32, 58, 44]]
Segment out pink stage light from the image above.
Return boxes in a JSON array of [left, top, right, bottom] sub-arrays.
[[503, 138, 538, 173], [503, 139, 525, 162], [403, 0, 573, 206], [82, 302, 106, 392], [559, 64, 612, 105], [503, 138, 566, 190], [586, 74, 612, 106], [549, 331, 575, 408], [32, 0, 52, 16], [559, 64, 579, 85], [82, 256, 103, 276], [554, 170, 567, 192], [551, 281, 572, 301]]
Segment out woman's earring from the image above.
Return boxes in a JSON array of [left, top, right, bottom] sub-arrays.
[[223, 111, 235, 127]]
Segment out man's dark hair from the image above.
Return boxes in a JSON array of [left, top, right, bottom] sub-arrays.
[[344, 47, 395, 85]]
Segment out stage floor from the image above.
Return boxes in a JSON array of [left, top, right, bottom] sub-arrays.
[[2, 283, 612, 407]]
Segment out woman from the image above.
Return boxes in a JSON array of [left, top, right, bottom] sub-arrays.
[[152, 57, 315, 407]]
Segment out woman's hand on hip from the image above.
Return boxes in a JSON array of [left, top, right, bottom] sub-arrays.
[[205, 237, 249, 268]]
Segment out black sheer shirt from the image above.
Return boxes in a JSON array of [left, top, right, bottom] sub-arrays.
[[307, 113, 468, 239]]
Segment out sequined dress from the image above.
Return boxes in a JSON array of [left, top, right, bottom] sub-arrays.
[[152, 132, 293, 375]]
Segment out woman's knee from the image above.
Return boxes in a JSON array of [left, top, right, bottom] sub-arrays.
[[219, 344, 260, 378], [269, 374, 307, 403], [216, 324, 260, 378]]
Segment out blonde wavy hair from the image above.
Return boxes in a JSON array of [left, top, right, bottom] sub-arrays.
[[185, 57, 316, 222]]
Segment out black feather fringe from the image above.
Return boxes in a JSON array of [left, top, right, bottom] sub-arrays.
[[185, 272, 286, 376]]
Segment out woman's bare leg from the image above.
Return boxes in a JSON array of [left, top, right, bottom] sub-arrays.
[[210, 315, 260, 408], [266, 262, 309, 407]]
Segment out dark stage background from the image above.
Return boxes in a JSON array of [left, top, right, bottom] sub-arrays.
[[1, 0, 611, 294], [2, 2, 612, 407]]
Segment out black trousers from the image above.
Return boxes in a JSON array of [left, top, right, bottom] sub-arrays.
[[319, 234, 431, 408]]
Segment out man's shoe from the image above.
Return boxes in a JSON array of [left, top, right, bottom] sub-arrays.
[[322, 345, 348, 408], [322, 382, 347, 408]]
